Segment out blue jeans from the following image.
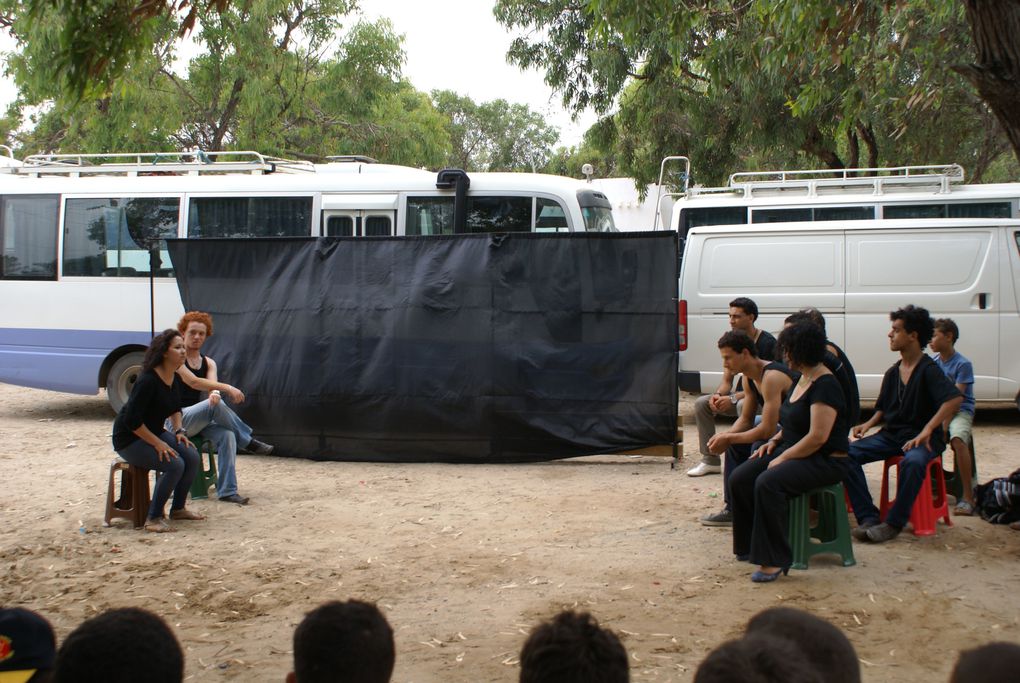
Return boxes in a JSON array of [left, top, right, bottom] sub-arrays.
[[177, 400, 253, 498], [117, 432, 199, 520], [845, 431, 939, 529]]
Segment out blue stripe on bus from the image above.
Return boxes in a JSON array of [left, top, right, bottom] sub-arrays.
[[0, 328, 151, 395]]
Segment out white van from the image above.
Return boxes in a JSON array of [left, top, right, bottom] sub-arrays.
[[677, 218, 1020, 401]]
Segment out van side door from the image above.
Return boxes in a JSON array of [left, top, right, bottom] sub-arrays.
[[845, 227, 998, 399]]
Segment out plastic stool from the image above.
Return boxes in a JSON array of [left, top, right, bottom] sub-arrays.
[[103, 458, 151, 529], [189, 436, 218, 500], [879, 455, 952, 536], [789, 482, 856, 570]]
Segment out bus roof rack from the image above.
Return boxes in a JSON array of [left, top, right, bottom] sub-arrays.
[[325, 155, 379, 163], [9, 150, 316, 177], [690, 163, 965, 198]]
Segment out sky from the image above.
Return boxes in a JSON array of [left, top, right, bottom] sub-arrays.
[[0, 0, 598, 148]]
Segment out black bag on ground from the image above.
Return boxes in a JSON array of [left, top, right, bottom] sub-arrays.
[[974, 467, 1020, 524]]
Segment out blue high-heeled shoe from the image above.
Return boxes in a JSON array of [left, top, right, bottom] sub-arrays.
[[750, 566, 790, 583]]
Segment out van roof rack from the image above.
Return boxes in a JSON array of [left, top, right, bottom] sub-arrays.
[[687, 163, 965, 198], [9, 150, 316, 177]]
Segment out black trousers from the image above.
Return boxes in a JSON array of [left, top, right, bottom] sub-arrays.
[[729, 448, 849, 568]]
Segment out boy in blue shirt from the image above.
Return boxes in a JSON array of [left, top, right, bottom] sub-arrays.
[[931, 318, 976, 515]]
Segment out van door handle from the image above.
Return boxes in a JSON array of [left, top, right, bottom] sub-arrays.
[[978, 293, 989, 309]]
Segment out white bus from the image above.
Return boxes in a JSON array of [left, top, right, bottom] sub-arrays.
[[0, 151, 617, 410]]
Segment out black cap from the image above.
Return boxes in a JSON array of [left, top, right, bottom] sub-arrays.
[[0, 608, 56, 681]]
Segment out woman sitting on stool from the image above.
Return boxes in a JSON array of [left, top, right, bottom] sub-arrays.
[[112, 329, 205, 533], [729, 322, 850, 582]]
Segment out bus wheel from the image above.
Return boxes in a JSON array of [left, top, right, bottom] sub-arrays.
[[106, 352, 145, 413]]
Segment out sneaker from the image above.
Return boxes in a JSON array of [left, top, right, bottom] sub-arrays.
[[851, 518, 879, 541], [700, 508, 733, 526], [244, 439, 274, 456], [687, 461, 722, 477], [864, 522, 902, 543], [219, 493, 250, 505]]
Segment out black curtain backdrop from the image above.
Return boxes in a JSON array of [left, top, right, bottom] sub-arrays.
[[167, 232, 678, 462]]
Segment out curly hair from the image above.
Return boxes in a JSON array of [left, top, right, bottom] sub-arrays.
[[784, 307, 826, 335], [142, 329, 183, 372], [717, 330, 758, 357], [778, 322, 827, 368], [890, 305, 935, 347], [934, 317, 960, 344], [520, 610, 629, 683], [177, 311, 213, 336]]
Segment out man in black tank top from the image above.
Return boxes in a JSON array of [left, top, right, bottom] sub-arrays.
[[175, 312, 275, 505], [700, 331, 798, 527]]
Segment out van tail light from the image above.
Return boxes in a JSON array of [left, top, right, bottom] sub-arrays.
[[678, 299, 687, 351]]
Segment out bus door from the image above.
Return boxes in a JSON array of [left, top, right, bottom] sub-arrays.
[[321, 194, 398, 237]]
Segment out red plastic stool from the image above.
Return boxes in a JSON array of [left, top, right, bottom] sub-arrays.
[[879, 455, 952, 536]]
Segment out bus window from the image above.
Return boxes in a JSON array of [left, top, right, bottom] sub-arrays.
[[326, 216, 354, 237], [536, 198, 568, 232], [364, 215, 392, 236], [63, 197, 179, 277], [581, 206, 615, 232], [1, 195, 59, 279], [465, 196, 531, 233], [188, 196, 312, 238], [406, 197, 454, 235], [949, 202, 1011, 218]]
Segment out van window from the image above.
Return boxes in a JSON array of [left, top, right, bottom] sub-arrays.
[[1, 195, 59, 279], [536, 197, 568, 232], [884, 202, 1011, 219], [680, 207, 747, 237], [63, 197, 179, 277], [752, 206, 873, 223], [815, 206, 874, 221]]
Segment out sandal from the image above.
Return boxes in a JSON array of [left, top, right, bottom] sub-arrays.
[[954, 500, 975, 516], [144, 518, 176, 533], [169, 508, 206, 521]]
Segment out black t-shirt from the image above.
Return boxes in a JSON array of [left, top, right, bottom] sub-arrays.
[[825, 341, 860, 427], [779, 374, 849, 457], [875, 355, 960, 453], [755, 330, 777, 361], [180, 355, 208, 408], [112, 369, 184, 450]]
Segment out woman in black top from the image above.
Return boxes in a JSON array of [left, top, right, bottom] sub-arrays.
[[728, 323, 851, 582], [112, 329, 204, 532]]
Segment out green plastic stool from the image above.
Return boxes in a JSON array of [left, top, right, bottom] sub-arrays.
[[189, 436, 218, 500], [789, 482, 856, 570]]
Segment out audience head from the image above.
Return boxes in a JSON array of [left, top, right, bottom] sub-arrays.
[[0, 607, 56, 683], [777, 322, 827, 370], [694, 632, 823, 683], [54, 607, 182, 683], [889, 304, 934, 349], [784, 307, 826, 334], [176, 311, 214, 336], [289, 600, 394, 683], [519, 610, 628, 683], [728, 298, 759, 330], [718, 330, 758, 357], [745, 607, 860, 683], [142, 329, 184, 372], [950, 642, 1020, 683], [933, 317, 960, 344]]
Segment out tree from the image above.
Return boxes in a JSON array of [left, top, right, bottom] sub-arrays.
[[431, 90, 559, 172], [495, 0, 1019, 186], [3, 2, 452, 168]]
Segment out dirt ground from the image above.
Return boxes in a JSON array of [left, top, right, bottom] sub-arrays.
[[1, 382, 1019, 682]]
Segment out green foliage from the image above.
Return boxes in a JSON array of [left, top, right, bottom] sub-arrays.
[[496, 0, 1018, 185], [2, 2, 453, 167], [431, 89, 559, 171]]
